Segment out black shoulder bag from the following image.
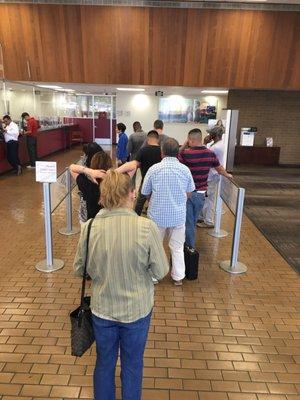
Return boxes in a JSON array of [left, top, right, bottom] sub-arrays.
[[70, 218, 95, 357]]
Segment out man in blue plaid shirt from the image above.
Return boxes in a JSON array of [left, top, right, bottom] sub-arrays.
[[142, 138, 195, 285]]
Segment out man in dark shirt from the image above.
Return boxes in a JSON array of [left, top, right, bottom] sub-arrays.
[[127, 121, 147, 161], [153, 119, 169, 146], [117, 130, 161, 215], [179, 128, 232, 248], [127, 121, 147, 186], [141, 119, 169, 148]]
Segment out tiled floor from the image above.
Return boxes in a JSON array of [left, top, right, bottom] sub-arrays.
[[0, 148, 300, 400]]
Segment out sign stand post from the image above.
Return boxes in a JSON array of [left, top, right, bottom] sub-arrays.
[[35, 162, 64, 273], [209, 180, 228, 238], [59, 169, 80, 236], [219, 187, 247, 274]]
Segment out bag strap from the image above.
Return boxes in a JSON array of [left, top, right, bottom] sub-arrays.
[[80, 218, 94, 306]]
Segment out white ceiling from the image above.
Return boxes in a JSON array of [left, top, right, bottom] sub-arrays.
[[7, 81, 228, 96]]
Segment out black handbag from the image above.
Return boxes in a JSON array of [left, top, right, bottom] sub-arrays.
[[184, 244, 199, 280], [70, 218, 95, 357]]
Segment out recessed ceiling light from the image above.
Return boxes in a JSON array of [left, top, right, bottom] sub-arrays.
[[117, 88, 145, 92], [58, 88, 75, 92], [37, 85, 63, 90], [201, 90, 229, 94]]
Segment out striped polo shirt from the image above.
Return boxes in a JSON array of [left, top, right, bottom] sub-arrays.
[[178, 146, 220, 191]]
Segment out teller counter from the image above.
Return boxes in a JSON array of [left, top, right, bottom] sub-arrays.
[[0, 124, 79, 174], [234, 146, 281, 166]]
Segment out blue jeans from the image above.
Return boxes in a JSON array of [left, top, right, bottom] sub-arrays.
[[92, 311, 152, 400], [186, 191, 205, 248]]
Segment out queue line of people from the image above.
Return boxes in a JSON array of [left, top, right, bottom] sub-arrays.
[[73, 119, 232, 284], [72, 119, 232, 400]]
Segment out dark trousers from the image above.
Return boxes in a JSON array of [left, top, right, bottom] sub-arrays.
[[26, 136, 37, 166], [134, 184, 147, 216], [6, 140, 20, 171], [92, 312, 151, 400]]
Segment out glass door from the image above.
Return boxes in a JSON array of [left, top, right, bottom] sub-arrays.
[[92, 95, 115, 145]]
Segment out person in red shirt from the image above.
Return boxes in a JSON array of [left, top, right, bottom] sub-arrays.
[[21, 112, 39, 168]]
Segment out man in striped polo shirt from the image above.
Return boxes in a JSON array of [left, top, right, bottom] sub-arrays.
[[178, 128, 232, 249]]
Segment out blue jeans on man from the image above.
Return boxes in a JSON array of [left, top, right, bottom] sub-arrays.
[[92, 311, 151, 400], [186, 191, 206, 248]]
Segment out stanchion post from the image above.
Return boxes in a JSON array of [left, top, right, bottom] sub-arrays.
[[208, 179, 228, 238], [59, 169, 80, 236], [220, 187, 247, 274], [44, 182, 53, 266], [36, 182, 64, 272]]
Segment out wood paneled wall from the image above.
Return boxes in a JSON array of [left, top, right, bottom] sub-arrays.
[[0, 4, 299, 89]]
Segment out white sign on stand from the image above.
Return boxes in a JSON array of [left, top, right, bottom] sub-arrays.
[[36, 161, 57, 183], [35, 161, 64, 273]]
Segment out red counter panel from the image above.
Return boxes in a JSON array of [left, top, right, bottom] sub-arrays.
[[0, 125, 78, 174], [37, 128, 67, 158]]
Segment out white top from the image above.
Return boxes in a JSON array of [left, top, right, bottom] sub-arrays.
[[4, 121, 19, 142], [208, 140, 225, 180]]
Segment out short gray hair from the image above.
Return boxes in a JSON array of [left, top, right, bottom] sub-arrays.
[[162, 138, 179, 157]]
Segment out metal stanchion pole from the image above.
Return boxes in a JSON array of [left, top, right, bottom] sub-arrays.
[[209, 179, 228, 238], [59, 169, 80, 236], [220, 187, 247, 274], [36, 183, 64, 272]]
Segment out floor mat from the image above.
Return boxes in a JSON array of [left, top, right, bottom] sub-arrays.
[[234, 166, 300, 273]]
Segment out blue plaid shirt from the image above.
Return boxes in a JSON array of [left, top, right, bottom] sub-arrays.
[[141, 157, 195, 228]]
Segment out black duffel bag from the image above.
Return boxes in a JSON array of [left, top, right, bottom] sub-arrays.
[[184, 244, 199, 280]]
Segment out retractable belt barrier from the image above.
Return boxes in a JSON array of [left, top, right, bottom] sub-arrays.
[[208, 178, 229, 239], [35, 162, 80, 273], [58, 169, 81, 236], [209, 176, 247, 274]]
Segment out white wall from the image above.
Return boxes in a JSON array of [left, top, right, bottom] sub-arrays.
[[116, 92, 228, 144]]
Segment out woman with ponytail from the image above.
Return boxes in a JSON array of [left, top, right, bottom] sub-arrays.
[[74, 169, 168, 400]]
